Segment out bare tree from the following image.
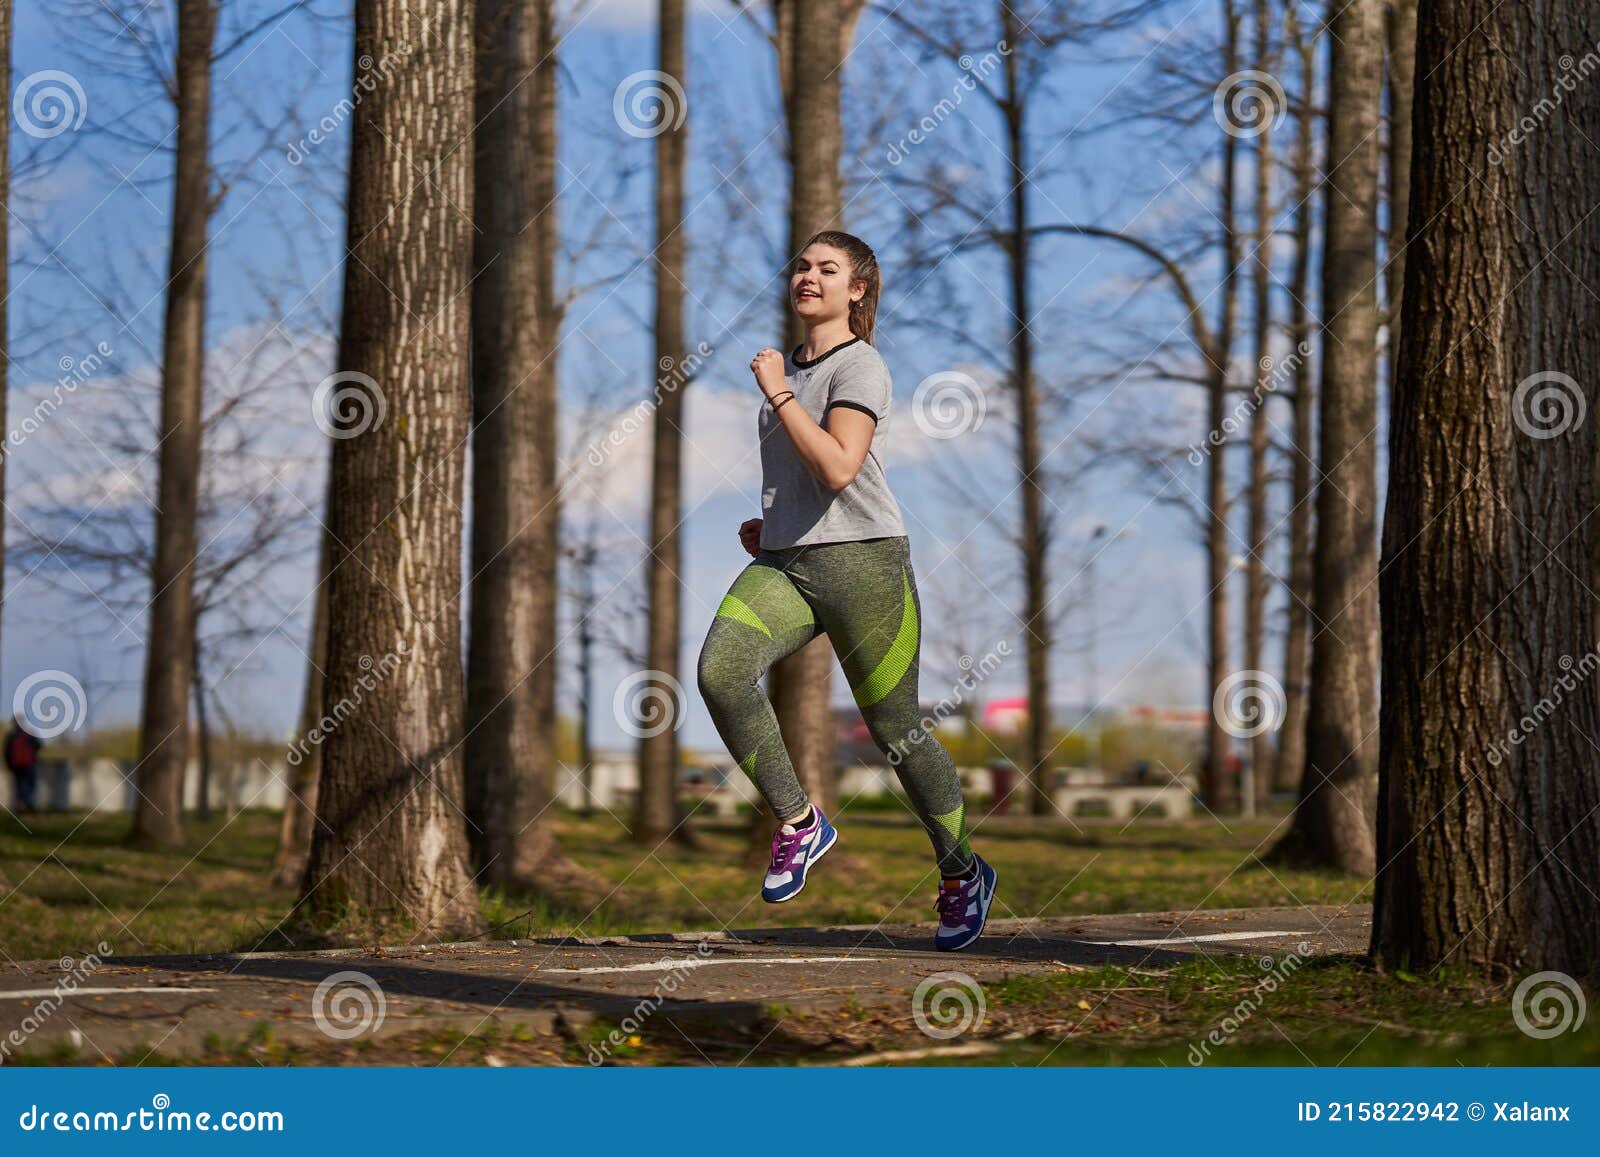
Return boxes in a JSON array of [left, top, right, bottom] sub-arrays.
[[1373, 0, 1600, 972], [1274, 0, 1317, 798], [1275, 0, 1382, 872], [466, 0, 575, 884], [130, 0, 220, 849], [1242, 0, 1278, 813], [635, 0, 693, 843], [300, 0, 484, 942]]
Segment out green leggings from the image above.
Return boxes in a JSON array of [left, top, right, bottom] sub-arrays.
[[696, 534, 973, 876]]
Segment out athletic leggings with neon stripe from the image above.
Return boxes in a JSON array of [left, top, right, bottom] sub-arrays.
[[696, 534, 973, 877]]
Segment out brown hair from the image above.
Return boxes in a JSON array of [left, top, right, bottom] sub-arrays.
[[799, 230, 881, 345]]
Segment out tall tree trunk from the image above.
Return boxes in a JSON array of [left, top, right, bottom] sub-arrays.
[[272, 508, 330, 889], [132, 0, 218, 850], [1243, 0, 1276, 815], [467, 0, 571, 882], [1384, 0, 1416, 379], [301, 0, 484, 943], [574, 543, 596, 816], [1279, 0, 1382, 873], [762, 0, 856, 822], [1373, 0, 1600, 972], [1275, 0, 1316, 798], [635, 0, 691, 843], [1205, 0, 1242, 815], [994, 2, 1055, 817]]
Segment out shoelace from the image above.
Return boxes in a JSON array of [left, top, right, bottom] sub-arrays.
[[769, 827, 806, 874], [936, 883, 969, 927]]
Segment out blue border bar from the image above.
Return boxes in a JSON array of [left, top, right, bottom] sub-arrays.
[[2, 1067, 1596, 1152]]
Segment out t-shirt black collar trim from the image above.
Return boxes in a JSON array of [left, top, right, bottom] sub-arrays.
[[791, 336, 861, 368]]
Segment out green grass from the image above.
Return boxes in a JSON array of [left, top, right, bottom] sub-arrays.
[[0, 804, 1363, 962]]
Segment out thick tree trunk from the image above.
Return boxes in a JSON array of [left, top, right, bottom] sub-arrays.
[[762, 0, 851, 822], [1243, 0, 1275, 816], [132, 0, 218, 850], [1275, 2, 1316, 798], [1372, 0, 1600, 973], [272, 510, 330, 889], [301, 0, 484, 942], [635, 0, 691, 843], [467, 0, 570, 882], [1278, 0, 1382, 873], [1205, 0, 1242, 815]]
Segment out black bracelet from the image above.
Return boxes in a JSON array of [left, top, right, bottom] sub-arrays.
[[769, 391, 796, 412]]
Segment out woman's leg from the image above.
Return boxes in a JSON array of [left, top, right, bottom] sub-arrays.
[[795, 538, 973, 878], [696, 557, 821, 822]]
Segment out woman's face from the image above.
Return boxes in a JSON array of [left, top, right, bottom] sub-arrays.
[[790, 243, 861, 325]]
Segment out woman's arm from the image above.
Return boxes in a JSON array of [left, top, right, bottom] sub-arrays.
[[751, 348, 873, 492]]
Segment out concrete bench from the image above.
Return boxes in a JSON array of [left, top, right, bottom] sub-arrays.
[[1051, 782, 1194, 821]]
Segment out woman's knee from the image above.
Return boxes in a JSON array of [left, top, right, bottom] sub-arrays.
[[697, 632, 758, 706]]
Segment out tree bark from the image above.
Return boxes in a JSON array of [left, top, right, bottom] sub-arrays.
[[301, 0, 484, 942], [466, 0, 570, 883], [635, 0, 691, 843], [1275, 0, 1316, 798], [1277, 0, 1382, 872], [132, 0, 218, 850], [1372, 0, 1600, 973]]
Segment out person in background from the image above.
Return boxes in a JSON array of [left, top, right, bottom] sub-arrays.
[[5, 717, 42, 815]]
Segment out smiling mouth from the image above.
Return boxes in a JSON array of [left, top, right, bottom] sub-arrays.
[[795, 290, 820, 301]]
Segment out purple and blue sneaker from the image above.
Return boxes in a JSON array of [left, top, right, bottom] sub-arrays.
[[761, 807, 838, 903], [934, 854, 997, 951]]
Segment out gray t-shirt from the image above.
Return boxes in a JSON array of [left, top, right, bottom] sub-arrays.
[[758, 337, 908, 549]]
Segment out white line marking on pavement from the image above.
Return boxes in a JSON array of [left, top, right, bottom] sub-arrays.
[[537, 956, 859, 975], [1074, 930, 1302, 947], [0, 987, 218, 1000]]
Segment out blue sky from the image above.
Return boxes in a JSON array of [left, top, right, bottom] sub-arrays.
[[3, 0, 1293, 753]]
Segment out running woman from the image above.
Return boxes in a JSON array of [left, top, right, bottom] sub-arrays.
[[696, 230, 997, 952]]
